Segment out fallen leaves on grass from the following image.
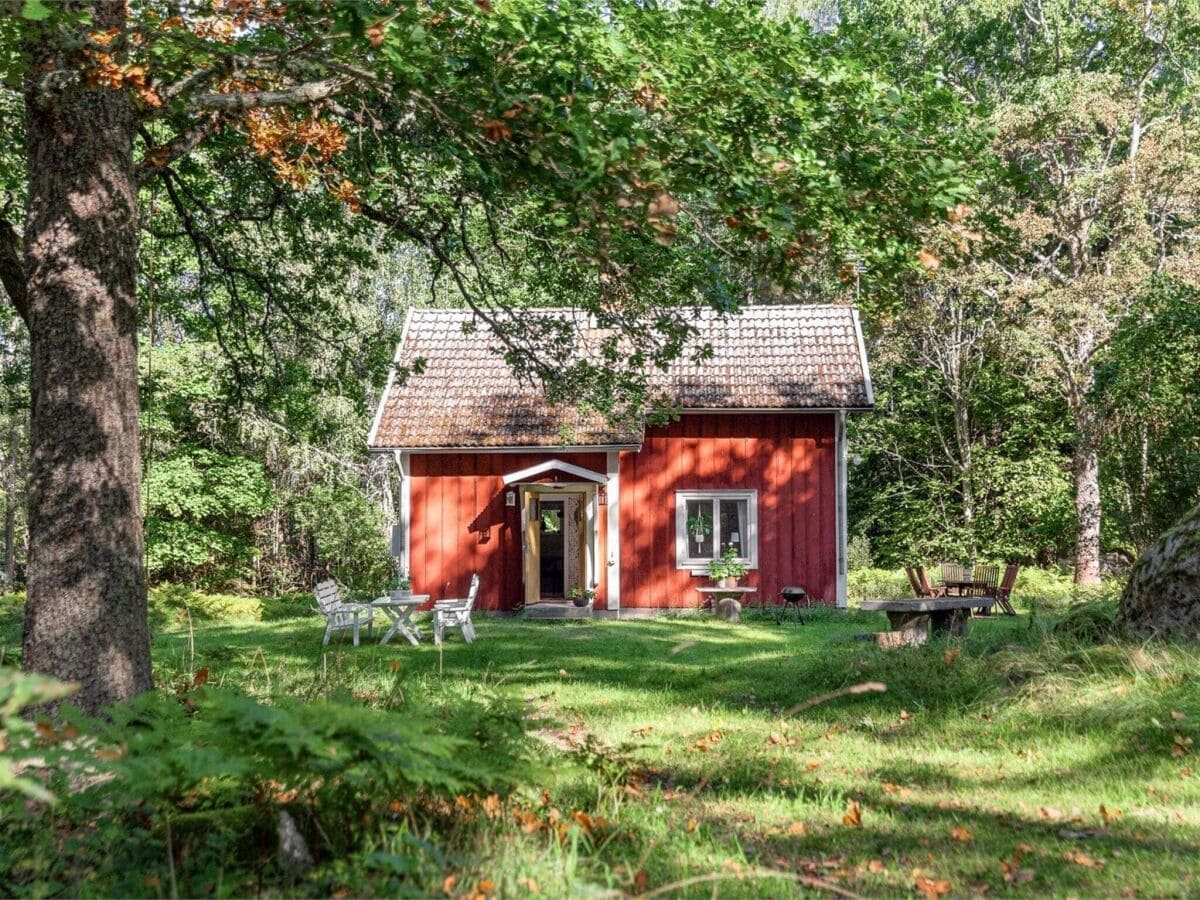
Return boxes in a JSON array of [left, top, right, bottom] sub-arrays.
[[866, 859, 886, 873], [632, 725, 655, 736], [1062, 850, 1105, 869], [915, 875, 951, 898], [767, 731, 798, 746], [693, 731, 724, 752], [951, 826, 974, 843], [1001, 844, 1035, 886], [943, 648, 960, 665], [557, 668, 569, 678], [193, 667, 210, 686], [1100, 804, 1122, 825], [842, 801, 863, 828], [1171, 710, 1187, 721], [632, 868, 649, 893], [516, 876, 541, 893], [669, 639, 696, 655], [686, 818, 699, 833], [441, 874, 458, 896], [1172, 734, 1193, 757]]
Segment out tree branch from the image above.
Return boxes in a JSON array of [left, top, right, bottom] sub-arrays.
[[188, 78, 349, 112], [0, 215, 29, 330]]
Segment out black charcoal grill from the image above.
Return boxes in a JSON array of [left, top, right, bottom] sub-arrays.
[[778, 586, 809, 624]]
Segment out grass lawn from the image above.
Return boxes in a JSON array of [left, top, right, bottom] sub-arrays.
[[4, 597, 1200, 897]]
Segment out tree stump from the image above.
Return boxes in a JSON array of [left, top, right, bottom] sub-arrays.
[[1118, 504, 1200, 639], [715, 596, 742, 622]]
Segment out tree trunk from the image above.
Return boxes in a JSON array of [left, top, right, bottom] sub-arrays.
[[20, 2, 152, 713], [4, 416, 16, 587], [1072, 399, 1102, 585], [1118, 504, 1200, 639]]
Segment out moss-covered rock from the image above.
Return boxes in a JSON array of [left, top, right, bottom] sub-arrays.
[[1118, 504, 1200, 639]]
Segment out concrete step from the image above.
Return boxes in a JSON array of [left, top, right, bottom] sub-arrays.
[[523, 602, 593, 619]]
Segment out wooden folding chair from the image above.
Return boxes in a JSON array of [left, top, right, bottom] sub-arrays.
[[994, 564, 1019, 616], [970, 564, 999, 615], [915, 565, 942, 597]]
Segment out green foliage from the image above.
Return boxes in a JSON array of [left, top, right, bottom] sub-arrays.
[[846, 533, 874, 571], [1099, 278, 1200, 551], [0, 669, 74, 802], [292, 482, 391, 593], [707, 545, 748, 581], [145, 448, 273, 585], [1, 683, 529, 896]]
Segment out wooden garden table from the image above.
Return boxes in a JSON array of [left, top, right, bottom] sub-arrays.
[[371, 593, 429, 646]]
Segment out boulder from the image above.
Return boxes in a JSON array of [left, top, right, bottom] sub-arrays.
[[1117, 504, 1200, 640]]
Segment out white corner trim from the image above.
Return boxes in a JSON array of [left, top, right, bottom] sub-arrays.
[[394, 449, 412, 572], [502, 458, 609, 486], [835, 411, 848, 609], [606, 451, 621, 611], [367, 307, 416, 449], [851, 306, 874, 407]]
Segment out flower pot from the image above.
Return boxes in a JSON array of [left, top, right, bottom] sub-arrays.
[[717, 576, 739, 589], [391, 589, 412, 601], [572, 593, 592, 608]]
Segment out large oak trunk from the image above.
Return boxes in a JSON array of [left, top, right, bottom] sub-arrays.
[[20, 2, 152, 713], [1118, 504, 1200, 639]]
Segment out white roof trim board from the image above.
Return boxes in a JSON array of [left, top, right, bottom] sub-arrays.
[[502, 459, 609, 485]]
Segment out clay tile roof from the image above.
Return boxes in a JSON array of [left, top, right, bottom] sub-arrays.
[[368, 304, 873, 450]]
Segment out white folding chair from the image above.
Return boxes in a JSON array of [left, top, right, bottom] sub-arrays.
[[433, 573, 480, 646], [313, 579, 375, 647]]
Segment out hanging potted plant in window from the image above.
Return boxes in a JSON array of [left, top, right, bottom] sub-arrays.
[[686, 511, 713, 552], [708, 546, 747, 589]]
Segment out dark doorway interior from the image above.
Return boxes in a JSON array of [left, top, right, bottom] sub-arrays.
[[538, 499, 565, 598]]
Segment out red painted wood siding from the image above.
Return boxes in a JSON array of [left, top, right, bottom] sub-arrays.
[[409, 452, 609, 612], [618, 413, 838, 608]]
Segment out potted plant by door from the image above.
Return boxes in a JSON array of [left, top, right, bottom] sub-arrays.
[[708, 546, 747, 589], [687, 512, 713, 552], [568, 587, 596, 608]]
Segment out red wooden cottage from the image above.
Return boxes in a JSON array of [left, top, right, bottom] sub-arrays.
[[367, 305, 873, 614]]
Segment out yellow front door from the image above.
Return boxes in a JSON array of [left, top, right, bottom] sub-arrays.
[[523, 491, 540, 606]]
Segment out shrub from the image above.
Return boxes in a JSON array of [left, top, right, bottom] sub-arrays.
[[847, 533, 873, 571]]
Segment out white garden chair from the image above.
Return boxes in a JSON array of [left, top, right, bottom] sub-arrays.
[[433, 573, 480, 646], [313, 579, 375, 647]]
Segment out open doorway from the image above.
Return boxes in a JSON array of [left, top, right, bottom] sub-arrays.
[[522, 487, 592, 605], [538, 499, 567, 598]]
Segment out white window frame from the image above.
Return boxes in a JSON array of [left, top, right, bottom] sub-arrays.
[[675, 490, 758, 573]]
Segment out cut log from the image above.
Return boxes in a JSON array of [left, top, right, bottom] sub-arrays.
[[1118, 504, 1200, 640]]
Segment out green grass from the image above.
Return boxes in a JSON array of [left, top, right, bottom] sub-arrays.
[[4, 593, 1200, 897]]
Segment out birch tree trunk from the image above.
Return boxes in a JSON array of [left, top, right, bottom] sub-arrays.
[[20, 1, 152, 713], [1072, 401, 1102, 585]]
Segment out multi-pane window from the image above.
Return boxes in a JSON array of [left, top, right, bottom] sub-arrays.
[[675, 491, 758, 570]]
